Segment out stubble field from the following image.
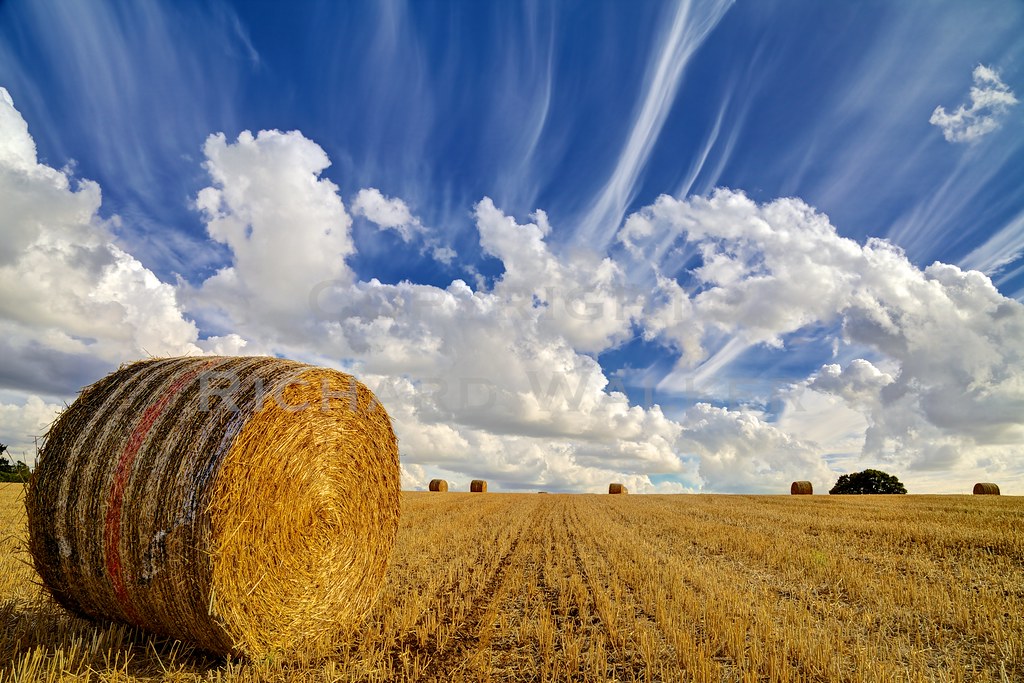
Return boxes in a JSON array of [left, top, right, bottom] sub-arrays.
[[0, 483, 1021, 682]]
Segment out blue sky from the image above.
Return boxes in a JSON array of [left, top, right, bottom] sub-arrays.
[[1, 0, 1022, 493]]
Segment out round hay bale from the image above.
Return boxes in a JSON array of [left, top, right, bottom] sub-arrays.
[[470, 479, 487, 493], [608, 483, 628, 494], [428, 479, 448, 492], [26, 356, 400, 660], [791, 481, 813, 495], [973, 482, 1000, 495]]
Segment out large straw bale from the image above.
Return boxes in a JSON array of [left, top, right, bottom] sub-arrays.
[[26, 356, 400, 660], [791, 481, 813, 495], [428, 479, 448, 492], [470, 479, 487, 493], [973, 482, 1000, 495], [608, 483, 628, 494]]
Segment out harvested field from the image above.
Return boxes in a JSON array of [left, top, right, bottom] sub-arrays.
[[1, 484, 1021, 682]]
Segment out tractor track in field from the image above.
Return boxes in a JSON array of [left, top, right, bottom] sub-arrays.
[[586, 501, 759, 681], [569, 499, 751, 681], [412, 500, 543, 682], [581, 539, 684, 671], [533, 502, 596, 656], [561, 499, 663, 680]]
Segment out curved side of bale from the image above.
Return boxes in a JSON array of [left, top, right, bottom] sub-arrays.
[[973, 482, 1000, 495], [428, 479, 448, 492], [791, 481, 813, 495], [608, 483, 628, 494], [470, 479, 487, 493], [26, 356, 400, 660]]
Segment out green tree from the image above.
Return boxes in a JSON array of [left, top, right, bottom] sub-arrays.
[[829, 468, 907, 494], [0, 443, 30, 482]]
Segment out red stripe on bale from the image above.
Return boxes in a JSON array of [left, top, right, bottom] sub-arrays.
[[103, 362, 213, 621]]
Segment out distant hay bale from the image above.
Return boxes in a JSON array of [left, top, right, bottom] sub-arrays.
[[791, 481, 813, 495], [428, 479, 448, 492], [608, 483, 628, 494], [973, 482, 1000, 495], [470, 479, 487, 493], [25, 356, 400, 660]]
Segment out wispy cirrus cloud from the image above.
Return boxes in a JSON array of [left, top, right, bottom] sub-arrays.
[[3, 2, 1024, 495], [0, 0, 260, 282], [960, 208, 1024, 276], [4, 79, 1024, 492], [578, 0, 734, 248]]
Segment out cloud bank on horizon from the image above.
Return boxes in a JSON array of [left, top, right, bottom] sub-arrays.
[[1, 0, 1022, 494]]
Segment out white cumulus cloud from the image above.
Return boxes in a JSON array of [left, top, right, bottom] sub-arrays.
[[189, 129, 355, 340], [680, 403, 835, 493], [810, 360, 894, 410], [184, 130, 699, 492], [0, 395, 63, 463], [929, 65, 1018, 143], [0, 88, 226, 461], [6, 82, 1022, 493], [621, 189, 1024, 482], [351, 187, 458, 264], [351, 187, 421, 241], [0, 87, 204, 397]]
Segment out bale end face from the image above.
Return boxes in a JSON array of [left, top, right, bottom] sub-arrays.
[[470, 479, 487, 493], [973, 482, 1000, 495], [428, 479, 448, 492], [791, 481, 813, 495], [608, 483, 628, 494]]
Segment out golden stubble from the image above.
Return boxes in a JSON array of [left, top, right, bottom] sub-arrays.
[[4, 487, 1022, 681]]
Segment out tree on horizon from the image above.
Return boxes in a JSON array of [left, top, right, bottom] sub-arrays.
[[830, 469, 907, 495]]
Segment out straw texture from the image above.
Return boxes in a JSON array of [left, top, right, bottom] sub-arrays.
[[973, 482, 1000, 495], [428, 479, 448, 492], [470, 479, 487, 493], [25, 356, 400, 660], [608, 483, 628, 494], [790, 481, 813, 495]]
